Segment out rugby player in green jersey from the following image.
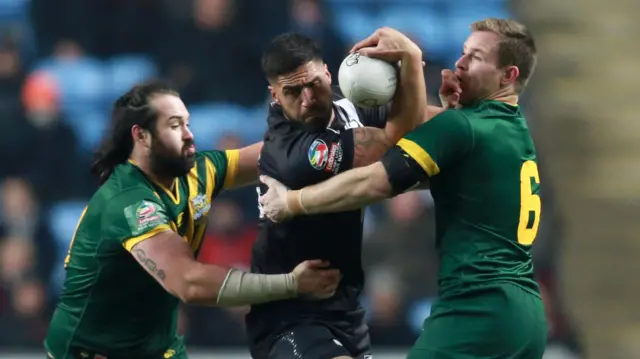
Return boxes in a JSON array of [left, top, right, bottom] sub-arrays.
[[258, 18, 548, 359], [44, 82, 341, 359]]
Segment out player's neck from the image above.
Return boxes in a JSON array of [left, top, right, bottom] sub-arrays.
[[327, 109, 336, 127], [129, 155, 176, 190], [486, 88, 518, 106]]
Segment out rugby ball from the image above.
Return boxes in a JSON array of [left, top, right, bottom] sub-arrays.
[[338, 52, 398, 108]]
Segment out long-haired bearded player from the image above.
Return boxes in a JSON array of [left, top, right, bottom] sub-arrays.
[[44, 81, 342, 359]]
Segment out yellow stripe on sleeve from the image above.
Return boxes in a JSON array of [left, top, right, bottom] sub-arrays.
[[204, 157, 217, 198], [122, 224, 172, 251], [224, 149, 240, 189], [396, 138, 440, 177]]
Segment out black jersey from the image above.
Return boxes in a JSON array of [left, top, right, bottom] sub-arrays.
[[246, 92, 389, 356]]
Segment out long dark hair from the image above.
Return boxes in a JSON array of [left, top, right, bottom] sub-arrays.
[[91, 81, 178, 185]]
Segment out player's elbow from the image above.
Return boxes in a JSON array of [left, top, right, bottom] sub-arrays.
[[173, 280, 201, 305], [174, 265, 207, 304], [163, 275, 198, 304], [177, 285, 207, 305], [174, 262, 227, 305]]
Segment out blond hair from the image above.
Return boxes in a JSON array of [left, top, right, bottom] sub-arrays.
[[471, 18, 537, 93]]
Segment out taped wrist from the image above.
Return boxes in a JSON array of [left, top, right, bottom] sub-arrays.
[[286, 189, 308, 215], [216, 269, 297, 306]]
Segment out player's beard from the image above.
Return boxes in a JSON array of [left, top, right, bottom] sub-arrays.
[[299, 102, 333, 131], [149, 137, 196, 178]]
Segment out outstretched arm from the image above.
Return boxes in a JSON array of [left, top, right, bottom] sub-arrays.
[[258, 145, 429, 222], [230, 142, 262, 188], [290, 162, 392, 213], [104, 189, 340, 306], [258, 109, 474, 222], [130, 231, 339, 306]]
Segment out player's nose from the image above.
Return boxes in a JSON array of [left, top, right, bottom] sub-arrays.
[[455, 56, 468, 71], [301, 87, 316, 107], [183, 126, 195, 141]]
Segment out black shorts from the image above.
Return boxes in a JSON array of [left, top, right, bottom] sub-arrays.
[[260, 323, 371, 359]]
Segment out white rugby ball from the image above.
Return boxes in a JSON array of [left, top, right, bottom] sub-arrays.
[[338, 52, 398, 108]]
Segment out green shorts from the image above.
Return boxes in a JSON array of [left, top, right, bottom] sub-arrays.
[[45, 335, 188, 359], [161, 335, 188, 359], [408, 283, 547, 359]]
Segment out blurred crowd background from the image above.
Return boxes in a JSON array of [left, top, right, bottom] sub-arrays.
[[0, 0, 595, 358]]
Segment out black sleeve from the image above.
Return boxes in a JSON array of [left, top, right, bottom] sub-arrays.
[[355, 103, 391, 129], [380, 146, 429, 196], [276, 129, 355, 189]]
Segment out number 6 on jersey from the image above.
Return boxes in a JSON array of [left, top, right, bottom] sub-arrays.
[[518, 160, 541, 245]]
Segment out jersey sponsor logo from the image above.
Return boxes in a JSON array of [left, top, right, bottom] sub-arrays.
[[308, 139, 329, 170], [136, 201, 161, 226], [137, 201, 156, 218], [124, 200, 165, 236], [325, 141, 344, 174], [191, 193, 211, 221]]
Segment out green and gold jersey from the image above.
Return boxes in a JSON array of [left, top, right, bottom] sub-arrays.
[[44, 150, 239, 359], [396, 101, 541, 298]]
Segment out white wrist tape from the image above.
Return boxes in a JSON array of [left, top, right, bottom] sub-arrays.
[[216, 269, 297, 306]]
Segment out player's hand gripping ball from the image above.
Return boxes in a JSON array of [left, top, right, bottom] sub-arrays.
[[338, 52, 398, 108]]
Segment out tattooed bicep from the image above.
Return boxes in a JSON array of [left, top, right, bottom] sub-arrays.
[[128, 230, 194, 285], [351, 127, 393, 168]]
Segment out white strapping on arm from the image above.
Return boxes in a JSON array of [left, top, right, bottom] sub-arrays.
[[216, 268, 298, 306]]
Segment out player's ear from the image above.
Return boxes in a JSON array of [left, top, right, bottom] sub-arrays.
[[501, 65, 519, 87], [132, 125, 151, 148], [324, 63, 332, 85], [268, 85, 280, 104]]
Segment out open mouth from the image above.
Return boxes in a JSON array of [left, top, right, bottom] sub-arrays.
[[185, 144, 196, 156]]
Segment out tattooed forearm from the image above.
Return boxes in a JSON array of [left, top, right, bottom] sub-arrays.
[[132, 248, 167, 281], [352, 127, 393, 168]]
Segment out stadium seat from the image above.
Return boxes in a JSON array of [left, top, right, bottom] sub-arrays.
[[104, 54, 158, 103], [241, 105, 269, 143], [0, 0, 28, 22], [34, 56, 107, 116], [329, 6, 377, 45], [376, 5, 448, 60], [47, 200, 87, 297], [188, 103, 249, 149], [407, 297, 436, 334], [66, 108, 109, 151], [444, 0, 511, 65]]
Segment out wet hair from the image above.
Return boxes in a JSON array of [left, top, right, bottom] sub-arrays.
[[261, 33, 323, 82], [91, 81, 178, 185]]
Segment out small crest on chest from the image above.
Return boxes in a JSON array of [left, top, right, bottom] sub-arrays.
[[191, 193, 211, 221]]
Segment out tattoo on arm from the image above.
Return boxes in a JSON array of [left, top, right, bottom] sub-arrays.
[[353, 127, 393, 167], [132, 247, 167, 281]]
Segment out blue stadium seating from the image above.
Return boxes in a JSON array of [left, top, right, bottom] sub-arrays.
[[34, 56, 108, 115], [104, 55, 158, 103], [47, 200, 87, 297], [0, 0, 27, 22], [407, 297, 436, 333]]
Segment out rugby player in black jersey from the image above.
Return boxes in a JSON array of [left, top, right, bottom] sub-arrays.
[[245, 28, 437, 359]]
